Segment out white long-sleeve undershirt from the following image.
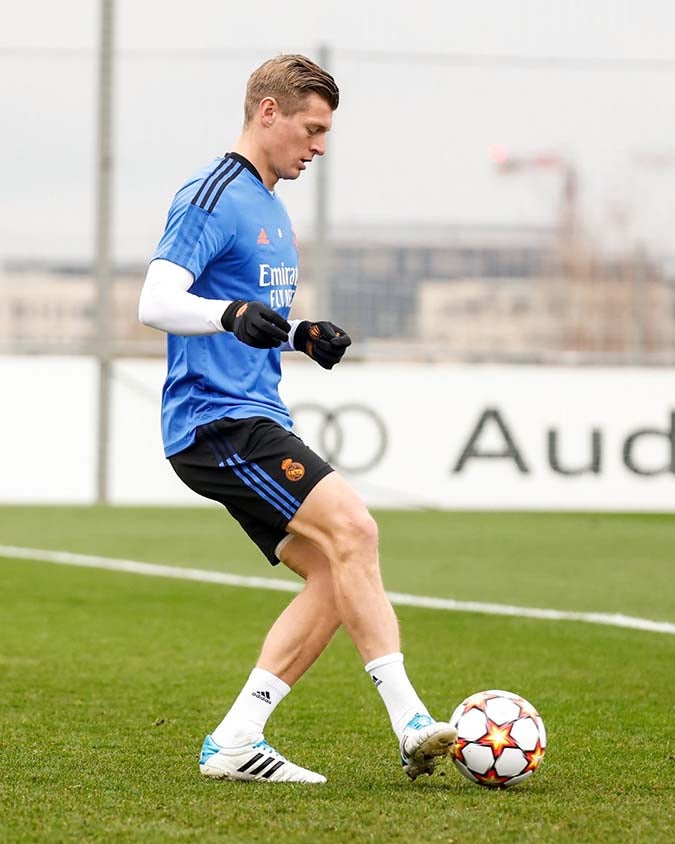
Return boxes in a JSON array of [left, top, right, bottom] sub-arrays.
[[138, 259, 230, 335], [138, 258, 300, 349]]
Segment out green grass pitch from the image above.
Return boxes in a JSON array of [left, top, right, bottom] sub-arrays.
[[1, 507, 674, 843]]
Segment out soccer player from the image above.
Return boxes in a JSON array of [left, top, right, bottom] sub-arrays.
[[138, 54, 456, 784]]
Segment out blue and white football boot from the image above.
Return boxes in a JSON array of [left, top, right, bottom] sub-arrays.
[[199, 735, 326, 784], [399, 714, 457, 781]]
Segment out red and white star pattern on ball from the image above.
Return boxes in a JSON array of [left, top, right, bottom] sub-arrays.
[[449, 689, 547, 788]]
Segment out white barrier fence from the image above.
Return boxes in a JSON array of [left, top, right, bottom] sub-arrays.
[[2, 356, 674, 510]]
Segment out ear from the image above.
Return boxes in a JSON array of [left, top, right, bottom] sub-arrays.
[[259, 96, 279, 127]]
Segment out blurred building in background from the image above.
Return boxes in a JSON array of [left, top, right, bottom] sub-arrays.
[[2, 34, 675, 366], [2, 226, 674, 362]]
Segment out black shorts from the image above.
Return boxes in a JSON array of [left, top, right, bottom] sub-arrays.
[[169, 416, 334, 565]]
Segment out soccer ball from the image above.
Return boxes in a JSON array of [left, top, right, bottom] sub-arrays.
[[449, 689, 547, 788]]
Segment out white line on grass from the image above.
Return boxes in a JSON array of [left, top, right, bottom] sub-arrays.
[[1, 544, 674, 636]]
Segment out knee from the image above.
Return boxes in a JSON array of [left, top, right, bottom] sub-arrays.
[[327, 507, 379, 562], [305, 562, 335, 597], [299, 565, 341, 625]]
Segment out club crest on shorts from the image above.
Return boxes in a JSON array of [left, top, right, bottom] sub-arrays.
[[281, 458, 305, 481]]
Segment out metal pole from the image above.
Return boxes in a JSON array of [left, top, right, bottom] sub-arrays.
[[314, 44, 331, 318], [94, 0, 115, 504]]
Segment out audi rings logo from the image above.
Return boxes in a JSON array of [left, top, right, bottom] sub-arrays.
[[290, 403, 388, 474]]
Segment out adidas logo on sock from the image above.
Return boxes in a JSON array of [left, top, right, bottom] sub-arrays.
[[252, 690, 272, 703], [371, 675, 383, 687]]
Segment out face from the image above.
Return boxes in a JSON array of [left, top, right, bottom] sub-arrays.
[[263, 92, 333, 183]]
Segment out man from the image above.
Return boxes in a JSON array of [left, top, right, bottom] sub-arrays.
[[138, 54, 456, 784]]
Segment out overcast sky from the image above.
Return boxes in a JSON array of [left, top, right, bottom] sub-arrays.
[[2, 1, 675, 262]]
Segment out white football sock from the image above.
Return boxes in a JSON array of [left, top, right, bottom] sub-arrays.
[[211, 667, 290, 747], [364, 652, 430, 741]]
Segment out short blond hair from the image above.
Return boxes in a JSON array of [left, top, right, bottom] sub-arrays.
[[244, 54, 339, 124]]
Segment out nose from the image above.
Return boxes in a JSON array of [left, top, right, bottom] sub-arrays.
[[310, 137, 326, 157]]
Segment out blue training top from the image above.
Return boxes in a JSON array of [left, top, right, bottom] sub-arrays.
[[153, 153, 299, 457]]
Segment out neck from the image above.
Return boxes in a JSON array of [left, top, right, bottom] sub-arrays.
[[232, 135, 276, 191]]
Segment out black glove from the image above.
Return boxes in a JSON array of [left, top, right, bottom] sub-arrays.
[[221, 300, 290, 349], [293, 320, 352, 369]]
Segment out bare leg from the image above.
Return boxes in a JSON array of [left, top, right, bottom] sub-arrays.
[[208, 535, 340, 752], [207, 474, 455, 782], [287, 472, 400, 663], [202, 538, 334, 783], [256, 535, 341, 685]]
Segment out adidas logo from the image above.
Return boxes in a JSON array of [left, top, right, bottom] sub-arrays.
[[252, 690, 272, 703], [257, 227, 270, 245], [372, 675, 383, 688]]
